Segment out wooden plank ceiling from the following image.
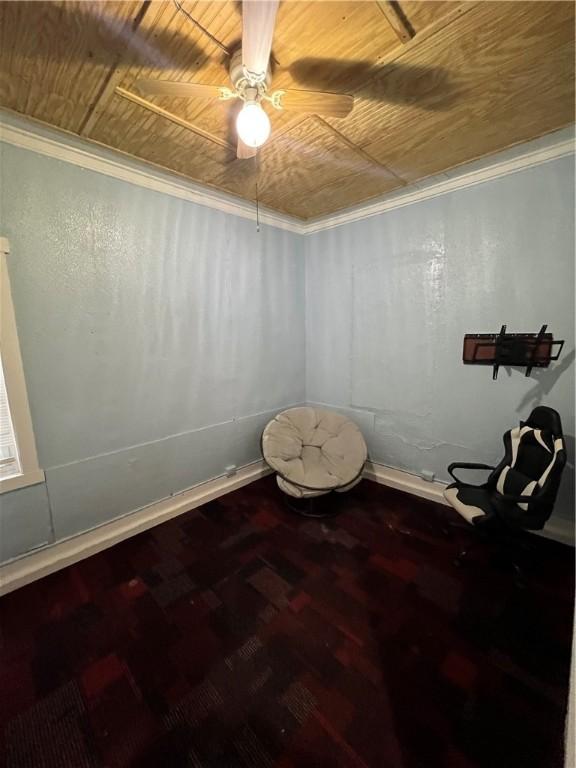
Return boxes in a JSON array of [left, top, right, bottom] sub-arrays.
[[0, 1, 574, 220]]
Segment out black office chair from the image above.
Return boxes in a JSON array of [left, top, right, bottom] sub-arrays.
[[443, 406, 566, 578]]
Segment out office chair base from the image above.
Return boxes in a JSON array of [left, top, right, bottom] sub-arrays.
[[454, 536, 531, 589], [511, 563, 528, 590], [454, 551, 468, 567], [453, 538, 484, 567], [442, 520, 470, 539]]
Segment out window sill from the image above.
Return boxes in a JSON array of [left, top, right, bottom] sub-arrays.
[[0, 468, 45, 494]]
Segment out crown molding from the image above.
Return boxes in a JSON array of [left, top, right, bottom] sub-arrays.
[[301, 135, 575, 234], [1, 112, 573, 237], [0, 116, 305, 234]]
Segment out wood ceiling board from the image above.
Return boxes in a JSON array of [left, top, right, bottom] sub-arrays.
[[399, 1, 463, 35], [120, 0, 240, 79], [0, 1, 143, 133], [375, 2, 415, 44], [1, 1, 574, 219], [114, 86, 234, 149], [112, 1, 247, 145], [119, 0, 301, 147], [102, 0, 469, 160], [115, 1, 392, 143], [282, 166, 404, 219], [336, 1, 575, 178], [202, 116, 400, 216], [286, 1, 471, 98], [89, 92, 232, 182], [272, 1, 402, 94], [274, 1, 399, 69]]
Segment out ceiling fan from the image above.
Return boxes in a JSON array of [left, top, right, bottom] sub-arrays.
[[134, 0, 354, 159]]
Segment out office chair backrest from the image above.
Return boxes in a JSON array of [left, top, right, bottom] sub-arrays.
[[489, 406, 566, 527]]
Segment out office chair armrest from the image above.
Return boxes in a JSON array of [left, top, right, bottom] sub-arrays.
[[447, 462, 494, 486]]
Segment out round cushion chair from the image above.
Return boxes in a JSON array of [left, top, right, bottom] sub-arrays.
[[261, 407, 368, 515]]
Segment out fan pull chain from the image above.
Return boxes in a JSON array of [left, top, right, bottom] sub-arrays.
[[256, 183, 260, 233]]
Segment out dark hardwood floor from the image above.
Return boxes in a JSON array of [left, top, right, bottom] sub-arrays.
[[1, 476, 573, 768]]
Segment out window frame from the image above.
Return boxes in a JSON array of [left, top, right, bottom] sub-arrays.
[[0, 237, 44, 494]]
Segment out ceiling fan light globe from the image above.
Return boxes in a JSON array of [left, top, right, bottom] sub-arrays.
[[236, 102, 271, 148]]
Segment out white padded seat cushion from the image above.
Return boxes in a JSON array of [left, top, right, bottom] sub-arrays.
[[276, 476, 326, 499], [277, 474, 363, 499], [263, 407, 367, 491], [443, 486, 487, 525]]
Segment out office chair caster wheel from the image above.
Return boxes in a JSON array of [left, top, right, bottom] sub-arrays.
[[512, 563, 528, 590], [453, 550, 467, 567]]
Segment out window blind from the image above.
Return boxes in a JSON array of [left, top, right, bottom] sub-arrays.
[[0, 354, 20, 480]]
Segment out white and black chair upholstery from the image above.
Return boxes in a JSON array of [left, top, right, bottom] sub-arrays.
[[444, 406, 566, 535]]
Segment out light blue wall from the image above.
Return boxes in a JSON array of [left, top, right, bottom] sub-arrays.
[[0, 483, 52, 562], [306, 154, 575, 528], [0, 136, 305, 559], [1, 118, 574, 564]]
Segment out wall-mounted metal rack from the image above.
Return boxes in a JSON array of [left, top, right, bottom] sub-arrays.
[[463, 325, 564, 380]]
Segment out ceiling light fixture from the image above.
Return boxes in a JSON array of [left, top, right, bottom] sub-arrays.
[[135, 1, 355, 160], [236, 100, 271, 149]]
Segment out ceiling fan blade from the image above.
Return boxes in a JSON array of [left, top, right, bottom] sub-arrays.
[[274, 89, 354, 118], [242, 0, 279, 80], [237, 138, 257, 160], [289, 58, 459, 111], [134, 79, 230, 99]]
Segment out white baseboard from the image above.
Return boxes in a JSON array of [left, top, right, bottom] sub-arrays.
[[364, 461, 450, 505], [538, 518, 575, 548], [0, 460, 272, 596], [364, 461, 575, 547], [2, 458, 572, 596]]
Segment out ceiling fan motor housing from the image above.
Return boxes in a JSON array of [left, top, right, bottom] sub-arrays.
[[229, 48, 271, 101]]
